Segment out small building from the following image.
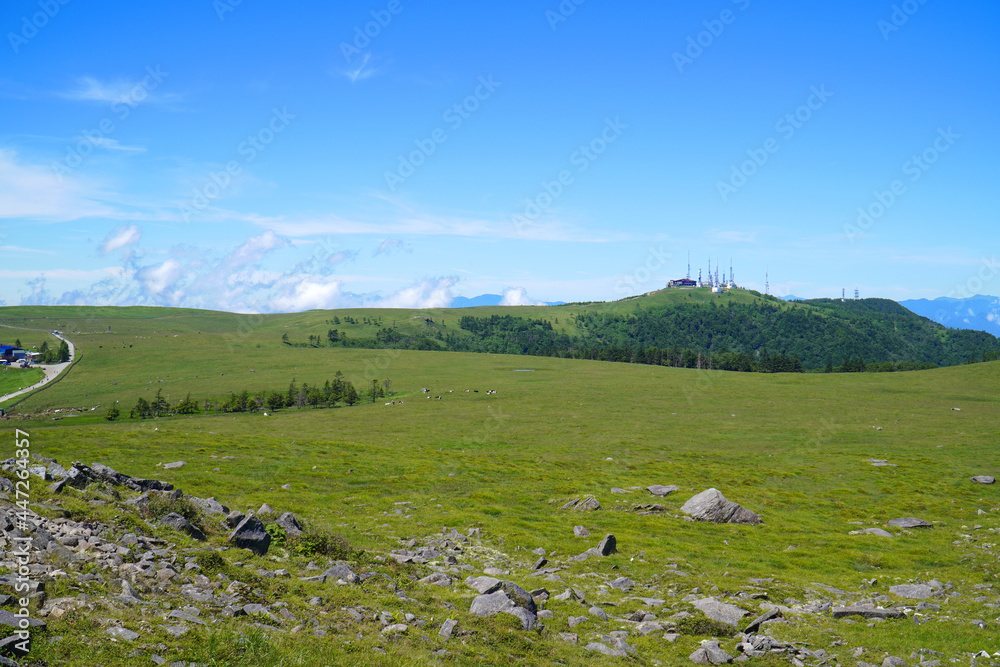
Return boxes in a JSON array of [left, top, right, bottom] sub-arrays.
[[668, 278, 698, 288], [0, 346, 26, 362]]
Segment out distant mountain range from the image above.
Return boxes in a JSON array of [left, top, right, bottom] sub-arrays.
[[450, 295, 565, 308], [899, 295, 1000, 337]]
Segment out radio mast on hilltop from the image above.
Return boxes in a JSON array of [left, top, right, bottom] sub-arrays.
[[855, 288, 860, 300], [765, 267, 769, 295], [687, 252, 691, 280]]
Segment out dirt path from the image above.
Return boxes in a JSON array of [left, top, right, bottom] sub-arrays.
[[0, 327, 76, 405]]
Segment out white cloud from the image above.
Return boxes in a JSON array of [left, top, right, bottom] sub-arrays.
[[228, 230, 287, 267], [268, 276, 346, 312], [500, 287, 543, 306], [250, 207, 615, 243], [59, 73, 176, 107], [86, 137, 145, 153], [377, 277, 457, 309], [227, 270, 282, 288], [0, 268, 121, 280], [327, 250, 358, 266], [62, 76, 139, 104], [0, 149, 113, 221], [344, 53, 378, 83], [99, 225, 141, 255], [373, 238, 411, 257], [137, 258, 184, 295], [0, 245, 56, 255]]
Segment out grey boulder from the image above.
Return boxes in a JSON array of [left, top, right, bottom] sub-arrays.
[[597, 534, 617, 556], [276, 512, 304, 538], [228, 513, 271, 556], [971, 475, 995, 484], [159, 512, 206, 541], [469, 591, 536, 630], [831, 605, 905, 620], [465, 576, 503, 594], [692, 598, 749, 627], [561, 496, 601, 511], [888, 584, 935, 599], [681, 488, 761, 524], [886, 517, 932, 529], [189, 496, 230, 516], [689, 640, 734, 664], [647, 484, 679, 497]]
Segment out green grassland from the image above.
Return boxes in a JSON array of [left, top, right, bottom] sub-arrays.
[[0, 366, 43, 396], [1, 304, 999, 665]]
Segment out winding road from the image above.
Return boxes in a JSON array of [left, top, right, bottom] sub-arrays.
[[0, 327, 76, 405]]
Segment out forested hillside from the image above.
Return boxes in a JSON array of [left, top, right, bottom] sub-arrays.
[[570, 298, 1000, 370], [285, 294, 1000, 372]]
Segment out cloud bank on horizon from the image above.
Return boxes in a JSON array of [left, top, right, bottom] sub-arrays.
[[1, 1, 998, 311]]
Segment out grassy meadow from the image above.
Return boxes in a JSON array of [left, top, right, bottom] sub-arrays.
[[0, 304, 998, 665], [0, 366, 43, 397]]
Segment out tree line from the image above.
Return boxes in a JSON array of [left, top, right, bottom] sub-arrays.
[[108, 372, 391, 421]]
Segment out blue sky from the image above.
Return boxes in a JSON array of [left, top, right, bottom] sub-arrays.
[[1, 0, 997, 311]]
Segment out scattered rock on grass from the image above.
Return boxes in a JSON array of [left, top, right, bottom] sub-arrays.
[[689, 640, 733, 664], [692, 598, 748, 627], [831, 605, 905, 620], [851, 528, 893, 538], [228, 513, 271, 556], [276, 512, 304, 538], [597, 534, 617, 556], [681, 489, 761, 525], [886, 517, 932, 529], [159, 512, 206, 541], [561, 496, 601, 511], [888, 584, 936, 599]]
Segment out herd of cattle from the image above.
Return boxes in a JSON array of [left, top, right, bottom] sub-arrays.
[[384, 387, 499, 406]]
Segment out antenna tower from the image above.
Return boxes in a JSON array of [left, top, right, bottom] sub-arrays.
[[765, 267, 769, 295], [855, 288, 860, 300], [687, 252, 691, 280]]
